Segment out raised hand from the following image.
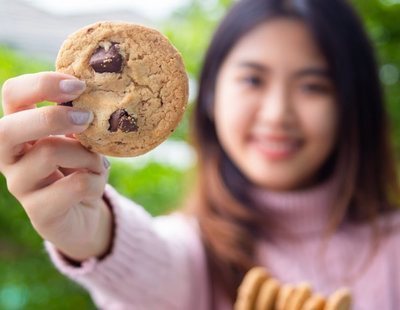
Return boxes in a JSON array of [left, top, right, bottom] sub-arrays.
[[0, 72, 112, 261]]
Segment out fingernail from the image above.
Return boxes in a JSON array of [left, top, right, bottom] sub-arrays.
[[68, 110, 93, 125], [103, 157, 111, 169], [59, 79, 86, 95]]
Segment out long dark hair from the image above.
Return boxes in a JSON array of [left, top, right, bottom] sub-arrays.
[[188, 0, 399, 304]]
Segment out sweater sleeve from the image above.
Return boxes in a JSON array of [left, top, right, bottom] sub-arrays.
[[44, 184, 210, 310]]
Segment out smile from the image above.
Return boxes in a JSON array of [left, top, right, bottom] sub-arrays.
[[250, 136, 302, 160]]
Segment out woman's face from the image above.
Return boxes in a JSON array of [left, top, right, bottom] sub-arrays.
[[214, 18, 338, 191]]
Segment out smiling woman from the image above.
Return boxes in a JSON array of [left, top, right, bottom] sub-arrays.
[[214, 19, 337, 190], [191, 0, 400, 307]]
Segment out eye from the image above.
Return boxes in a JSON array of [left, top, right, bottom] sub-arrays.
[[241, 75, 263, 87], [300, 83, 331, 94]]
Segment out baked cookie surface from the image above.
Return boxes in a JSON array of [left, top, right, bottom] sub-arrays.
[[56, 21, 188, 157]]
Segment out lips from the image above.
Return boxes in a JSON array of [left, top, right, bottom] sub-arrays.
[[249, 135, 302, 160]]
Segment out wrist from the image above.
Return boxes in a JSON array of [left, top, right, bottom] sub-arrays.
[[57, 197, 114, 263]]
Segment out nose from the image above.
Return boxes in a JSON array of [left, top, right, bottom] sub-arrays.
[[257, 83, 293, 128]]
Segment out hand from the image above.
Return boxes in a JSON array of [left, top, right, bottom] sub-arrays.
[[0, 72, 112, 261]]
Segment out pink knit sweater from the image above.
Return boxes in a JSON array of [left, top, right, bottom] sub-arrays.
[[45, 180, 400, 309]]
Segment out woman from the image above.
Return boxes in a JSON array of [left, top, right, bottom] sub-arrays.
[[0, 0, 399, 308]]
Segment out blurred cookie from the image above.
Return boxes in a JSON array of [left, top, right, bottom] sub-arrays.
[[234, 267, 270, 310], [56, 21, 188, 157], [287, 282, 312, 310], [302, 294, 326, 310], [325, 288, 352, 310], [255, 277, 280, 310], [275, 284, 295, 310]]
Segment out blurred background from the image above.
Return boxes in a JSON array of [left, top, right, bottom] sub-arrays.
[[0, 0, 400, 308]]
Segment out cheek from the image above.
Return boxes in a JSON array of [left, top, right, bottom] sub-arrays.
[[215, 104, 250, 136], [214, 81, 253, 146], [299, 101, 338, 151]]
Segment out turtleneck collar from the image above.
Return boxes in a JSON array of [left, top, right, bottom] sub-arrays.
[[249, 175, 341, 237]]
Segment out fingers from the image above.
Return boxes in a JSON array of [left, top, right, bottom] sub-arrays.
[[22, 170, 108, 228], [0, 105, 93, 165], [1, 72, 86, 115], [6, 136, 107, 197]]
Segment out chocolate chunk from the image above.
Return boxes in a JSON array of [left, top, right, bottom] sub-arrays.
[[108, 109, 138, 132], [89, 43, 123, 73], [109, 109, 125, 132], [58, 101, 73, 106]]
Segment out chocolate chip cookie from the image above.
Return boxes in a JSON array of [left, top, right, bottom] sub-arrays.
[[56, 21, 188, 157]]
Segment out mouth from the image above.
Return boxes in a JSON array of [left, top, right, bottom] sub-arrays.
[[249, 135, 303, 160]]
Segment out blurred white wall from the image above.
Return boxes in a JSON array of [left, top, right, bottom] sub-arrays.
[[0, 0, 152, 61]]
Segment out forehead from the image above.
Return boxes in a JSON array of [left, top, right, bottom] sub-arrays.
[[225, 18, 327, 68]]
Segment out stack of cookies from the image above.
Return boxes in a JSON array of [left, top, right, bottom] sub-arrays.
[[234, 267, 352, 310]]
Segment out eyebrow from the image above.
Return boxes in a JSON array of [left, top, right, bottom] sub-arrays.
[[237, 61, 268, 72], [294, 68, 331, 79], [237, 61, 331, 78]]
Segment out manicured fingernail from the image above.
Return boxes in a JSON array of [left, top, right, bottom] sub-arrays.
[[59, 79, 86, 95], [68, 110, 93, 125], [103, 157, 111, 169]]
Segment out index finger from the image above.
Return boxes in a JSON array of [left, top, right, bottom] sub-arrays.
[[1, 72, 86, 115]]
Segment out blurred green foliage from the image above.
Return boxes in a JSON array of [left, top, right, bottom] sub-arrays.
[[352, 0, 400, 155], [107, 161, 191, 216], [1, 0, 400, 308]]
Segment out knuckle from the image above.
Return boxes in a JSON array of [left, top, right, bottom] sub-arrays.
[[5, 170, 26, 198], [5, 174, 20, 196], [34, 74, 50, 102], [1, 78, 14, 104], [39, 107, 60, 130], [0, 120, 9, 144], [36, 140, 59, 162], [37, 139, 58, 159]]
